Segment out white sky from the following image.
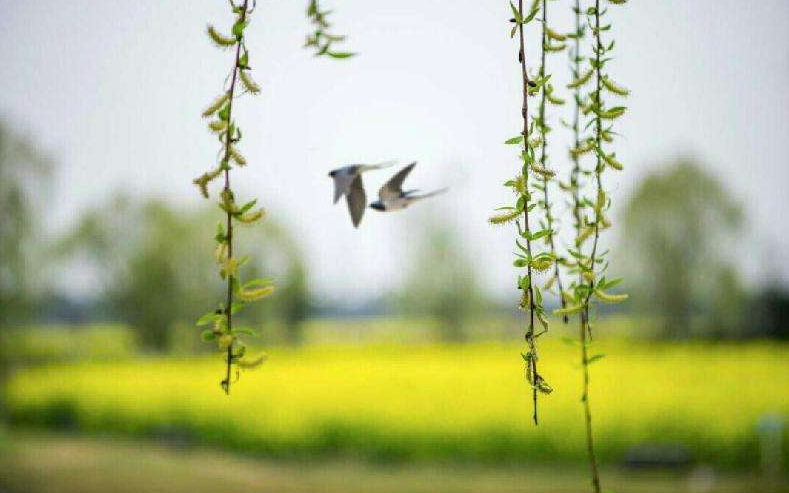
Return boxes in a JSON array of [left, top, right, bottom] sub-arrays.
[[1, 0, 787, 305]]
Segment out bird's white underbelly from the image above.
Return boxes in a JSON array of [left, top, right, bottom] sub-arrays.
[[383, 197, 409, 211]]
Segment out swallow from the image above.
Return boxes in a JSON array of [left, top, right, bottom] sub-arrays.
[[328, 161, 395, 227], [369, 162, 448, 212]]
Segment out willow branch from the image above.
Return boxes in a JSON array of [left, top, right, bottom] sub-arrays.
[[514, 0, 542, 426], [537, 0, 568, 324]]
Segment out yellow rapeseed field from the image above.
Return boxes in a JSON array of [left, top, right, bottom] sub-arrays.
[[6, 338, 789, 466]]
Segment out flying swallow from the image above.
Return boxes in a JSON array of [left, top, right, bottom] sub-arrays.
[[369, 162, 448, 212], [328, 161, 395, 228]]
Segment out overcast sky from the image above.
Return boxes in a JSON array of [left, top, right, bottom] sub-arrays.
[[1, 0, 787, 305]]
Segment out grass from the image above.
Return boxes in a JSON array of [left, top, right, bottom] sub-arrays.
[[0, 432, 786, 493], [5, 336, 789, 468]]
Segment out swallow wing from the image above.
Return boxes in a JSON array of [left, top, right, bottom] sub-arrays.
[[346, 174, 367, 228], [358, 160, 397, 172], [378, 162, 416, 202], [331, 169, 357, 204]]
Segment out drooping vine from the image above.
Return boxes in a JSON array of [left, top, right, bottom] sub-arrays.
[[193, 1, 353, 394], [490, 0, 554, 425], [534, 0, 569, 323], [193, 0, 273, 394], [304, 0, 355, 59], [555, 0, 630, 490]]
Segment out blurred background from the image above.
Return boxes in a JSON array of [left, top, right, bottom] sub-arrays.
[[1, 0, 788, 492]]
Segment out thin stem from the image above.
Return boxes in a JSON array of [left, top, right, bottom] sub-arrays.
[[516, 0, 539, 426], [570, 0, 583, 250], [580, 309, 601, 493], [537, 0, 568, 323], [220, 0, 250, 395], [578, 0, 604, 490]]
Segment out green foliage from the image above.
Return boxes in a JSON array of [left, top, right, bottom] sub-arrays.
[[193, 0, 271, 394], [304, 0, 355, 59], [193, 0, 353, 392], [0, 324, 136, 366], [58, 198, 310, 351], [561, 2, 630, 489], [494, 0, 630, 488], [491, 0, 554, 426], [619, 159, 745, 338], [0, 121, 52, 328], [560, 0, 630, 332], [397, 216, 489, 343], [533, 0, 569, 328]]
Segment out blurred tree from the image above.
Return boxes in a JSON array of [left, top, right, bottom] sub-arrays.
[[58, 198, 310, 350], [618, 158, 745, 338], [398, 215, 488, 343], [0, 121, 51, 327], [751, 285, 789, 340], [239, 219, 310, 346], [0, 120, 52, 418]]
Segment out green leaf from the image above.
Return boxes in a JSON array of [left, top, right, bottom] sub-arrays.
[[232, 327, 259, 338], [196, 311, 219, 326], [599, 276, 622, 290], [513, 258, 529, 268], [529, 229, 552, 241], [239, 49, 249, 69], [587, 354, 606, 364], [239, 199, 257, 214], [232, 19, 249, 38], [233, 343, 247, 359], [201, 329, 217, 342], [523, 6, 540, 24], [509, 2, 523, 23], [327, 51, 355, 59], [218, 104, 230, 121], [505, 136, 524, 145], [242, 278, 274, 290]]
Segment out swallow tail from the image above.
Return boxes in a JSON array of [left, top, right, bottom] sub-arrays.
[[413, 187, 448, 200]]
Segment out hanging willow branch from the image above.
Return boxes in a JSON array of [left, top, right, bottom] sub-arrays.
[[554, 0, 631, 490], [305, 0, 355, 58], [535, 0, 569, 324], [490, 0, 553, 425], [193, 0, 273, 394], [193, 1, 354, 394]]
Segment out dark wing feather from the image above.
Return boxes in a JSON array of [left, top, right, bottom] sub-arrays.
[[378, 162, 416, 202], [346, 174, 367, 228]]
